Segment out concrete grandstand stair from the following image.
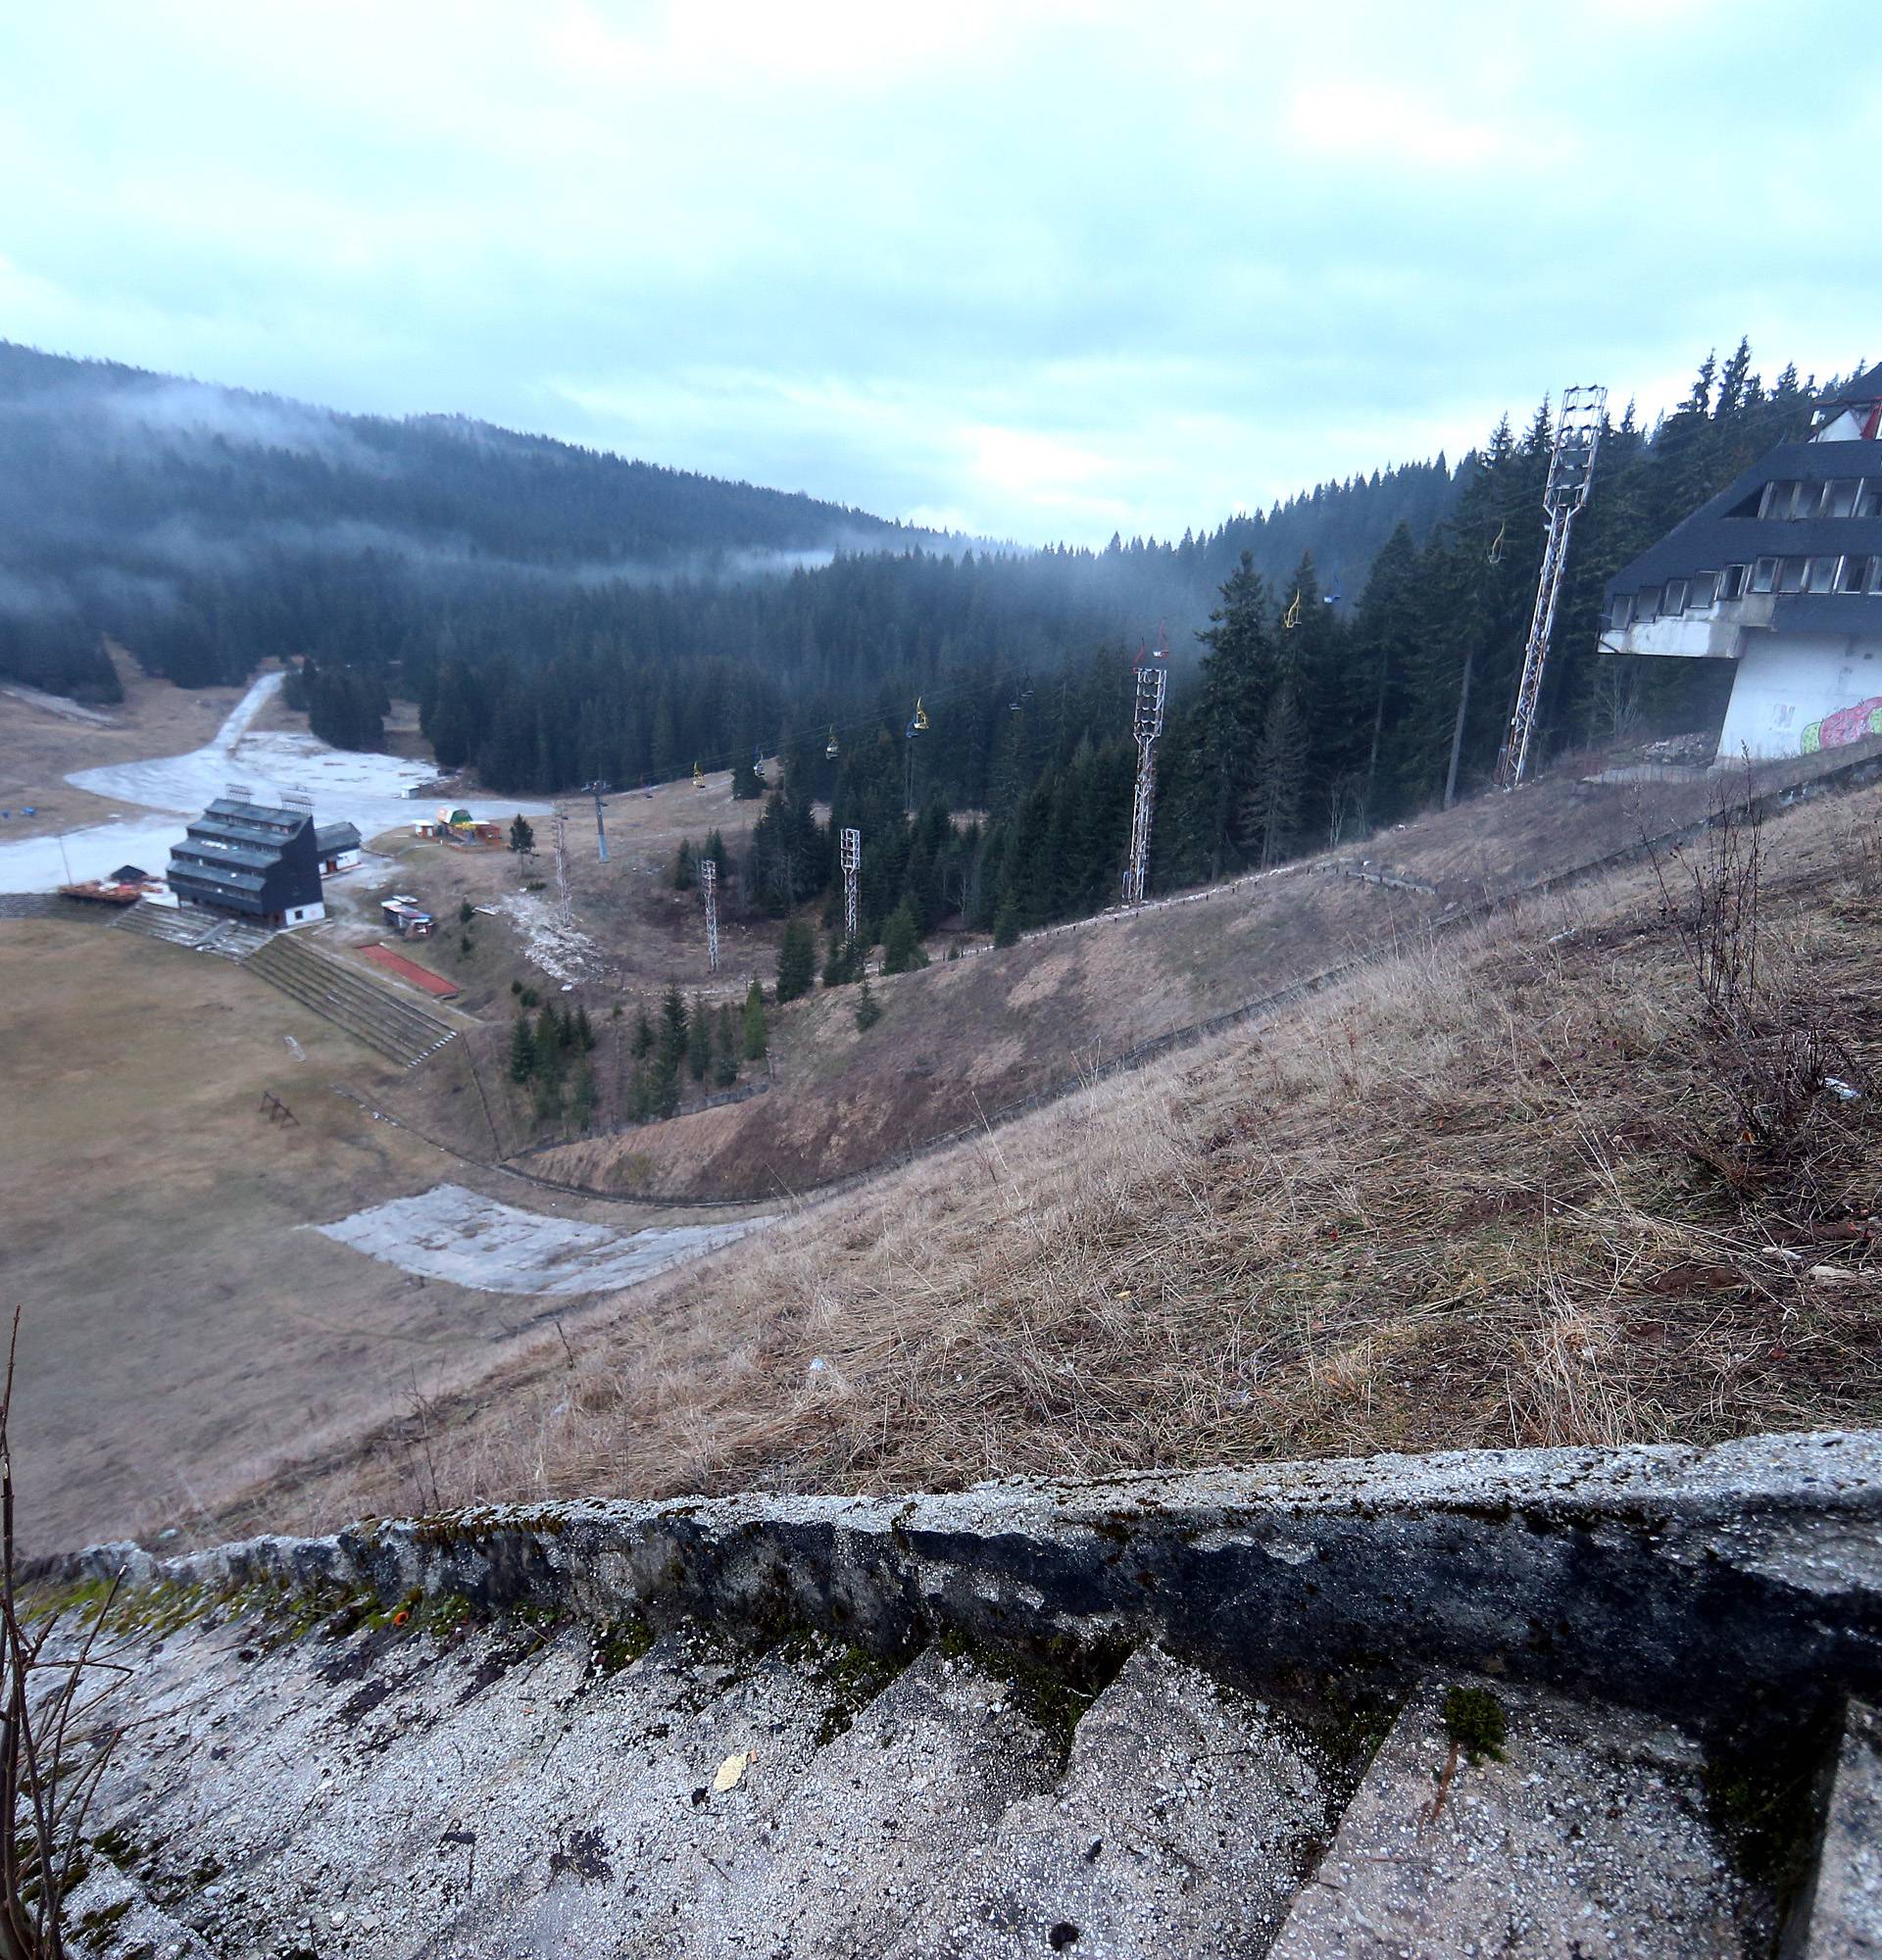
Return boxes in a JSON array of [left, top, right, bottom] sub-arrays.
[[110, 896, 228, 948], [48, 1438, 1882, 1957], [1267, 1673, 1753, 1959], [899, 1642, 1335, 1960], [242, 931, 457, 1065]]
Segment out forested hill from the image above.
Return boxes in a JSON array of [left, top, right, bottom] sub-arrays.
[[0, 338, 1460, 727]]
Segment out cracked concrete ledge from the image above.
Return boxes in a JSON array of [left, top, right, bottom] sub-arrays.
[[44, 1428, 1882, 1739]]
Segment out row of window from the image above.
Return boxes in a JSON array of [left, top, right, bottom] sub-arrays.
[[1613, 554, 1882, 627], [1757, 477, 1882, 519]]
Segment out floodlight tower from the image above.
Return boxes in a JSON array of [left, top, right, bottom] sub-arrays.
[[1496, 384, 1607, 791], [838, 826, 862, 949], [582, 780, 611, 862], [1121, 635, 1169, 908], [700, 857, 719, 973]]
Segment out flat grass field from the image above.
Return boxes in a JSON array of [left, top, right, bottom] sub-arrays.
[[0, 915, 738, 1551]]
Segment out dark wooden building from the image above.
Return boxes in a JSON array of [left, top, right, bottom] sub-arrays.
[[168, 796, 325, 925]]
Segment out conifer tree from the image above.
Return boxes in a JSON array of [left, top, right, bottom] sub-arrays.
[[652, 983, 686, 1117], [881, 897, 928, 973], [854, 976, 882, 1030], [742, 980, 768, 1059], [712, 1003, 739, 1086], [775, 917, 816, 1002], [508, 1014, 536, 1083], [507, 813, 535, 856], [632, 1005, 655, 1057], [687, 994, 713, 1082], [993, 896, 1020, 948]]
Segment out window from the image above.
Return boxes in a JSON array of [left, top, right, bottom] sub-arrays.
[[1751, 557, 1780, 593], [1720, 564, 1748, 600], [1807, 556, 1840, 594], [1858, 481, 1882, 518], [1826, 479, 1860, 518], [1778, 558, 1808, 594], [1762, 480, 1800, 519], [1688, 571, 1718, 610], [1609, 593, 1633, 629], [1662, 578, 1688, 615], [1870, 557, 1882, 595], [1636, 586, 1660, 618], [1837, 555, 1869, 594]]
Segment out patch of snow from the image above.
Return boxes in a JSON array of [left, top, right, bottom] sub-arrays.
[[0, 670, 546, 894], [310, 1183, 771, 1296], [500, 890, 601, 983], [0, 683, 116, 726]]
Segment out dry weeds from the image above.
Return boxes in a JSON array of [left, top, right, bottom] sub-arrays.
[[212, 786, 1882, 1538]]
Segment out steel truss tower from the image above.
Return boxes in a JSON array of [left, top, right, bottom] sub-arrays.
[[839, 827, 862, 949], [1121, 649, 1168, 908], [1497, 383, 1607, 791], [700, 858, 719, 973]]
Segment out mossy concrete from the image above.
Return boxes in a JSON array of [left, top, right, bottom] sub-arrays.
[[45, 1429, 1882, 1742]]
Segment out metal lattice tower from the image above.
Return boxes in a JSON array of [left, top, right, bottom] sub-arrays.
[[582, 780, 611, 862], [1496, 384, 1607, 791], [839, 826, 861, 949], [1121, 646, 1169, 908], [700, 858, 719, 973]]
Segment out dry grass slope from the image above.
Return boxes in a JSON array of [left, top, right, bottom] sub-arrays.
[[215, 780, 1882, 1538]]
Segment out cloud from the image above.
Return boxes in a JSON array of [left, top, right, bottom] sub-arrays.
[[1, 1, 1878, 543]]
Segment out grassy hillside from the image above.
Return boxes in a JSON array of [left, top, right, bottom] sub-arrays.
[[491, 740, 1882, 1203], [212, 766, 1882, 1537]]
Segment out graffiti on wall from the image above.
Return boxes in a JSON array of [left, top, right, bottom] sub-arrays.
[[1801, 696, 1882, 755]]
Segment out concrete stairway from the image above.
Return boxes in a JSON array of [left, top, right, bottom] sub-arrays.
[[198, 914, 275, 961], [45, 1432, 1882, 1956], [50, 1603, 1865, 1959], [111, 897, 227, 948], [243, 932, 457, 1065]]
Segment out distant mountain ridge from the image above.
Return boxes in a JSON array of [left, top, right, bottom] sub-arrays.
[[0, 339, 926, 578]]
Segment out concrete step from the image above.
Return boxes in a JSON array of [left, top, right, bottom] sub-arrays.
[[244, 933, 457, 1065], [111, 897, 224, 948], [199, 915, 275, 961], [901, 1642, 1335, 1960], [1791, 1697, 1881, 1957], [675, 1644, 1063, 1958], [1267, 1673, 1756, 1959]]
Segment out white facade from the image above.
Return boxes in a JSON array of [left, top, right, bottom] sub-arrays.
[[1714, 634, 1882, 760]]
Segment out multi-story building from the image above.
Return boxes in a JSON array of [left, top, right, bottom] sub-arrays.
[[1603, 363, 1882, 760]]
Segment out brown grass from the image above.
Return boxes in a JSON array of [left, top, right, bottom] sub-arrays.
[[209, 781, 1882, 1538]]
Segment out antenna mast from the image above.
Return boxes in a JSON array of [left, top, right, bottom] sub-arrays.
[[1496, 383, 1606, 790], [839, 826, 862, 950], [700, 857, 719, 973], [1121, 635, 1169, 908]]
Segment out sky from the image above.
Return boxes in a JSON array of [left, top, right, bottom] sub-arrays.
[[2, 0, 1879, 547]]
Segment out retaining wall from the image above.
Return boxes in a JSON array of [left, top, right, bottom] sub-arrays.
[[48, 1429, 1882, 1743]]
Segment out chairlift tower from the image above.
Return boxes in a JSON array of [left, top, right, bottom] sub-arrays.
[[1121, 639, 1169, 908], [582, 780, 611, 862], [839, 826, 862, 949], [1496, 383, 1607, 791], [700, 858, 720, 973]]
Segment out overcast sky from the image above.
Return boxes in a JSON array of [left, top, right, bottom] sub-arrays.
[[3, 1, 1877, 546]]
